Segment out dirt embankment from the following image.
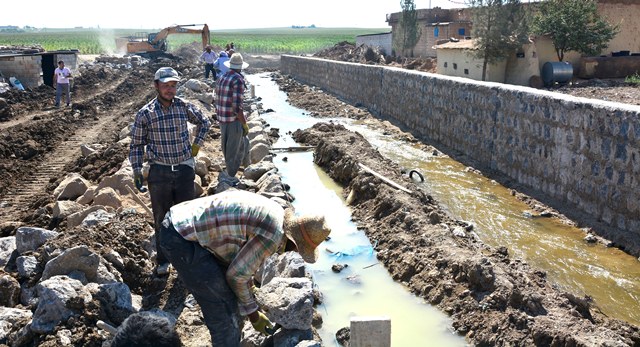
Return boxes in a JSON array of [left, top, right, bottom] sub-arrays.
[[290, 120, 638, 346]]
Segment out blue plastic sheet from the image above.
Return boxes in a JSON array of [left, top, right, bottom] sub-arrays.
[[330, 244, 374, 259]]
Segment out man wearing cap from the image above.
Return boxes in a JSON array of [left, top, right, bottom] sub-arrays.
[[129, 66, 211, 274], [200, 45, 218, 80], [158, 189, 331, 346], [215, 53, 250, 184]]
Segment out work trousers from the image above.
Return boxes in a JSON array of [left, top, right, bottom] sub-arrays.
[[220, 121, 249, 177], [148, 164, 195, 264], [204, 63, 215, 79], [159, 221, 241, 346], [55, 83, 70, 106]]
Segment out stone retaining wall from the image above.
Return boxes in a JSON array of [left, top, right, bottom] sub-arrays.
[[281, 55, 640, 255]]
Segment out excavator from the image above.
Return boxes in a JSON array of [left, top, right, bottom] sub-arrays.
[[116, 23, 210, 57]]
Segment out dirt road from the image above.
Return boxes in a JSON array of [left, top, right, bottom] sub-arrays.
[[0, 46, 638, 346]]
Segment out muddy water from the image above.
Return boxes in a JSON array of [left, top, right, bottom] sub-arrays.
[[349, 125, 640, 327], [247, 72, 640, 342], [248, 74, 467, 346]]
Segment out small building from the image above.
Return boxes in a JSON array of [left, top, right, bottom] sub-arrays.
[[0, 49, 79, 88], [435, 38, 540, 86], [435, 39, 506, 83]]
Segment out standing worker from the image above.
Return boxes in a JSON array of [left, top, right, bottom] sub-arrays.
[[158, 189, 331, 346], [53, 60, 72, 107], [212, 51, 230, 79], [129, 66, 211, 275], [215, 53, 249, 184], [200, 45, 218, 80]]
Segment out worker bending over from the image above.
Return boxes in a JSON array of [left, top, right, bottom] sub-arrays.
[[158, 189, 331, 346]]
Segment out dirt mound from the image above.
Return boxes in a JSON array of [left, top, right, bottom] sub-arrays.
[[314, 41, 437, 73], [292, 121, 640, 346], [552, 78, 640, 106]]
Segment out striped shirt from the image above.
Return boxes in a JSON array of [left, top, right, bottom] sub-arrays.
[[129, 96, 211, 174], [215, 70, 245, 123], [167, 190, 285, 316]]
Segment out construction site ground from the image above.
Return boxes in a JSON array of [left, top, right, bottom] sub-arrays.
[[0, 43, 639, 346]]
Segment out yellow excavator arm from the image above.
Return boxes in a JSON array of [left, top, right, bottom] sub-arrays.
[[151, 23, 210, 49], [118, 23, 210, 56]]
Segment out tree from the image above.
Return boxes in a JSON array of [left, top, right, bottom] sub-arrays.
[[395, 0, 421, 57], [532, 0, 619, 62], [467, 0, 529, 81]]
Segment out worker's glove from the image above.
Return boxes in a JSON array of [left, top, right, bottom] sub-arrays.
[[250, 311, 274, 335], [242, 123, 249, 137], [133, 173, 145, 192], [191, 143, 200, 157]]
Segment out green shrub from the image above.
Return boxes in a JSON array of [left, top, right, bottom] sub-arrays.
[[624, 72, 640, 85]]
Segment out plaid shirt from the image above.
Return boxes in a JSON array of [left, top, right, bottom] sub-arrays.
[[129, 96, 211, 173], [167, 190, 285, 316], [215, 70, 245, 123]]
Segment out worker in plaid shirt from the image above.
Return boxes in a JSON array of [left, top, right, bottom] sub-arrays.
[[215, 53, 250, 184], [158, 189, 331, 345], [129, 66, 211, 274]]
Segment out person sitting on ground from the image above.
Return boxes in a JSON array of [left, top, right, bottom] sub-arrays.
[[158, 189, 331, 346]]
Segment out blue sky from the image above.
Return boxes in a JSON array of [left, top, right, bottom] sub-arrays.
[[7, 0, 465, 29]]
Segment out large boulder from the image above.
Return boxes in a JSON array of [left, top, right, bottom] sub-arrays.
[[255, 277, 315, 330], [15, 227, 58, 254], [31, 276, 92, 334], [53, 173, 90, 200]]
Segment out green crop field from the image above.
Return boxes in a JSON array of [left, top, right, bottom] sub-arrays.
[[0, 27, 387, 55]]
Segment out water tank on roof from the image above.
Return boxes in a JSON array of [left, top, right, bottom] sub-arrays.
[[541, 62, 573, 87]]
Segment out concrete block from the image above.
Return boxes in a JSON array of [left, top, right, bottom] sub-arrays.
[[349, 316, 391, 347]]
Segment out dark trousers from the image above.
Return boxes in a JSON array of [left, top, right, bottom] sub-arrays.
[[159, 221, 241, 346], [148, 164, 195, 264], [55, 83, 70, 106], [204, 63, 215, 79]]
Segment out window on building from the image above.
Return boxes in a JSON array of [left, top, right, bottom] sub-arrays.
[[434, 27, 439, 37], [458, 28, 465, 36], [464, 68, 469, 75], [453, 63, 457, 70], [444, 62, 448, 68]]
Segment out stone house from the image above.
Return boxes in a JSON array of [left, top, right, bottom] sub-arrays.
[[0, 49, 79, 89], [386, 7, 472, 57], [429, 0, 640, 85]]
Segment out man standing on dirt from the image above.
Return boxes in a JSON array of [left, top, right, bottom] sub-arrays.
[[158, 189, 331, 345], [215, 53, 249, 184], [53, 60, 72, 107], [200, 45, 218, 80], [129, 66, 211, 275]]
